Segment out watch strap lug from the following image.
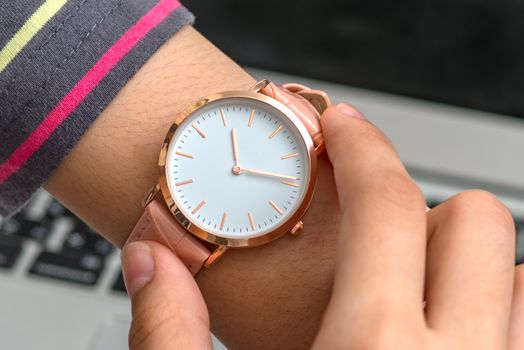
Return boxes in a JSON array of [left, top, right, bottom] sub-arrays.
[[142, 183, 160, 208], [314, 141, 326, 156], [249, 79, 270, 93]]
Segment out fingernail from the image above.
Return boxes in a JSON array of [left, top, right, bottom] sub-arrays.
[[121, 241, 154, 298], [336, 103, 366, 120]]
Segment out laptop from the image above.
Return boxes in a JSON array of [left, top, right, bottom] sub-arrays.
[[0, 68, 523, 349]]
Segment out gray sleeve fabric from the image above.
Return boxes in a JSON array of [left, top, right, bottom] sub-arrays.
[[0, 0, 194, 217]]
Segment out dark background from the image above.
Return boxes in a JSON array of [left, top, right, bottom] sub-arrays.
[[185, 0, 524, 119]]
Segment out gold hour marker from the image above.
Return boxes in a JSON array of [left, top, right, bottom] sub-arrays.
[[269, 125, 283, 139], [220, 108, 227, 127], [176, 151, 194, 159], [281, 180, 300, 188], [269, 200, 284, 215], [192, 123, 206, 138], [175, 179, 193, 186], [191, 200, 206, 214], [281, 152, 299, 160], [248, 109, 255, 127], [248, 212, 256, 231], [220, 212, 227, 231]]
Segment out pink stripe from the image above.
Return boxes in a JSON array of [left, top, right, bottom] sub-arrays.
[[0, 0, 181, 184]]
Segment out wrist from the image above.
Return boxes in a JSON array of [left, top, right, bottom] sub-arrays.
[[45, 26, 255, 246]]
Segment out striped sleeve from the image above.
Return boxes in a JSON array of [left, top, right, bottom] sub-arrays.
[[0, 0, 194, 217]]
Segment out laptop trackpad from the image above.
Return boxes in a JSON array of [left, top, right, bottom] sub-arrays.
[[90, 317, 130, 350]]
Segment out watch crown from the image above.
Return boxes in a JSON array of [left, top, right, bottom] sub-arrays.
[[290, 221, 304, 235]]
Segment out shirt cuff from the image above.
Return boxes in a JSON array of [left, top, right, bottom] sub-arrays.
[[0, 0, 194, 217]]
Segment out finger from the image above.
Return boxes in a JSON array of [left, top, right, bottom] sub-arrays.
[[122, 241, 212, 350], [425, 191, 515, 347], [510, 265, 524, 350], [320, 104, 427, 319]]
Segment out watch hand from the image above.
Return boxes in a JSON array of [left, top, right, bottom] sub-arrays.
[[242, 167, 298, 181], [231, 128, 239, 164]]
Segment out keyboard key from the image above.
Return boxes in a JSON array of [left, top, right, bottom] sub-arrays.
[[0, 217, 52, 242], [516, 221, 524, 265], [0, 234, 23, 269], [112, 272, 127, 294], [0, 245, 21, 269], [29, 251, 104, 286], [0, 218, 21, 236], [0, 233, 23, 247], [45, 200, 74, 219], [63, 222, 113, 256]]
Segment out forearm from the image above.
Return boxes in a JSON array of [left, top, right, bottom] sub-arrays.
[[45, 26, 339, 349], [45, 26, 253, 245]]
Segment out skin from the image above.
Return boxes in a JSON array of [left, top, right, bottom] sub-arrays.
[[45, 26, 524, 348]]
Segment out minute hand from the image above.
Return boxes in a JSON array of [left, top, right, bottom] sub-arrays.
[[242, 168, 298, 181]]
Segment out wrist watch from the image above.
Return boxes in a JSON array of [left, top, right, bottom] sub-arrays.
[[126, 80, 331, 276]]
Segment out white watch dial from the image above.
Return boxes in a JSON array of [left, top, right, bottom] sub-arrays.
[[166, 97, 311, 239]]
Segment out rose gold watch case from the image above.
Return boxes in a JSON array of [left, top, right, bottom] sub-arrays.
[[158, 90, 318, 248]]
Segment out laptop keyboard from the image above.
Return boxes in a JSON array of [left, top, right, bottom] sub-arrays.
[[0, 191, 127, 294], [0, 191, 523, 295], [0, 233, 22, 269]]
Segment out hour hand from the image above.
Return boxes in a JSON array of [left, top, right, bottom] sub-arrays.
[[242, 168, 298, 181]]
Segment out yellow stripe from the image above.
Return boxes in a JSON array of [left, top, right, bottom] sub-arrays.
[[0, 0, 68, 72]]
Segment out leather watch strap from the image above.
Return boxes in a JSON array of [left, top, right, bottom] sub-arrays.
[[260, 82, 330, 151], [126, 81, 330, 276], [127, 198, 211, 276]]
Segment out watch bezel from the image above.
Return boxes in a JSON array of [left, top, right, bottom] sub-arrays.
[[158, 90, 318, 248]]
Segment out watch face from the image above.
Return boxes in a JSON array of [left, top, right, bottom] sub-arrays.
[[163, 93, 316, 245]]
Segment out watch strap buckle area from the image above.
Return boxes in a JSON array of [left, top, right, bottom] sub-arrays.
[[281, 83, 331, 115]]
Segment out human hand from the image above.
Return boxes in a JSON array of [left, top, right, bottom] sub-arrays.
[[312, 104, 523, 349], [121, 241, 212, 350], [121, 102, 523, 350]]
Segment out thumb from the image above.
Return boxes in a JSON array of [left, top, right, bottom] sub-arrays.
[[121, 241, 212, 350]]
